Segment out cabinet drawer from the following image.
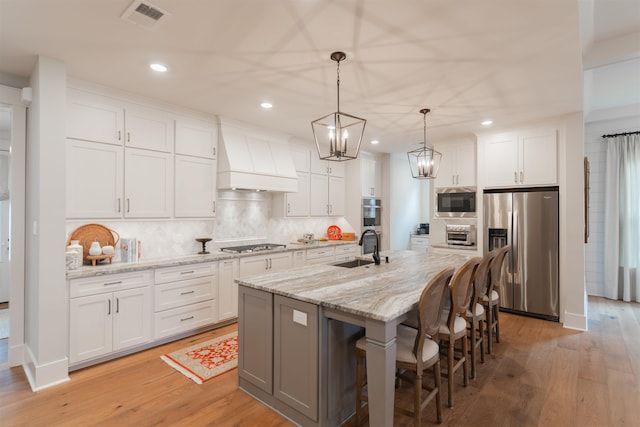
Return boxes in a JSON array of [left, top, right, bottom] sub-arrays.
[[153, 300, 218, 339], [155, 262, 217, 284], [69, 270, 153, 298], [411, 237, 429, 245], [306, 247, 335, 260], [155, 276, 217, 312], [334, 245, 355, 255]]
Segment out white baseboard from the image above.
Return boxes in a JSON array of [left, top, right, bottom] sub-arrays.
[[23, 345, 70, 391], [563, 309, 588, 331]]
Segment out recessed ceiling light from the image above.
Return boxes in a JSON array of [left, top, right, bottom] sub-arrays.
[[261, 102, 273, 109], [370, 140, 379, 145], [481, 120, 493, 126], [149, 63, 168, 72]]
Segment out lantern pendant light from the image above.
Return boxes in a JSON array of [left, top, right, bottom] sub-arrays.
[[407, 108, 441, 179], [311, 51, 366, 162]]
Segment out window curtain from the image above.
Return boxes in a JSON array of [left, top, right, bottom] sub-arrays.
[[603, 132, 640, 302]]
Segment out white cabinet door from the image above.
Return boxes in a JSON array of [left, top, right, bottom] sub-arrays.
[[112, 287, 152, 352], [310, 174, 329, 216], [285, 172, 309, 217], [519, 131, 557, 185], [239, 252, 292, 277], [67, 90, 124, 145], [239, 255, 270, 277], [455, 142, 476, 187], [361, 154, 382, 198], [483, 135, 519, 187], [66, 139, 123, 218], [218, 258, 239, 321], [174, 155, 216, 218], [124, 148, 173, 218], [69, 293, 113, 364], [328, 175, 345, 216], [435, 142, 476, 188], [175, 117, 217, 159], [483, 130, 556, 188], [269, 252, 292, 272], [124, 105, 174, 152]]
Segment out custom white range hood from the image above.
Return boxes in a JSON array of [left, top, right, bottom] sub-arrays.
[[217, 120, 297, 192]]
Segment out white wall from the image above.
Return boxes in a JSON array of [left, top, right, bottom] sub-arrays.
[[584, 109, 640, 297], [388, 152, 421, 250]]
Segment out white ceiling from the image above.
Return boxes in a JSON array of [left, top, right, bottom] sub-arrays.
[[0, 0, 638, 152]]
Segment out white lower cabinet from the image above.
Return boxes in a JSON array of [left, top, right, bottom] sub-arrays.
[[410, 235, 430, 252], [69, 271, 153, 365], [334, 244, 356, 262], [292, 250, 306, 267], [305, 247, 336, 265], [218, 258, 240, 321], [153, 262, 218, 339], [239, 252, 293, 277]]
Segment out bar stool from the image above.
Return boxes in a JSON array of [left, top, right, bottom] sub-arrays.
[[483, 246, 509, 354], [465, 250, 495, 378], [354, 267, 455, 426], [439, 256, 480, 407]]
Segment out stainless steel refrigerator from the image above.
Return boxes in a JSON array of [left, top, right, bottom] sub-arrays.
[[483, 187, 559, 321]]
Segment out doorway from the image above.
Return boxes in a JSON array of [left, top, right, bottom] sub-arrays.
[[0, 86, 26, 370]]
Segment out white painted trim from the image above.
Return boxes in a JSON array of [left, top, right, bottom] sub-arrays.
[[562, 310, 588, 331], [23, 345, 70, 391]]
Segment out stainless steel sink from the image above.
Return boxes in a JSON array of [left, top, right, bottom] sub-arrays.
[[333, 259, 375, 268]]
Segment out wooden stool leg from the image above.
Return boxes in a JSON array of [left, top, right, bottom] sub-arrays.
[[494, 304, 501, 343], [486, 306, 493, 354]]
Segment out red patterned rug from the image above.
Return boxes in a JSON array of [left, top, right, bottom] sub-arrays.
[[160, 332, 238, 384]]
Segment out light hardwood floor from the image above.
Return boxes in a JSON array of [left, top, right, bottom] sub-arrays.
[[0, 296, 638, 426]]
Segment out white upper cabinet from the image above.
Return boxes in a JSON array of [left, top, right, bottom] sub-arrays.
[[309, 152, 346, 216], [272, 145, 311, 217], [66, 139, 123, 218], [175, 117, 218, 159], [310, 155, 345, 177], [67, 89, 124, 146], [434, 141, 476, 188], [124, 148, 173, 218], [482, 128, 557, 188], [361, 152, 382, 198], [124, 105, 174, 153], [174, 155, 216, 218]]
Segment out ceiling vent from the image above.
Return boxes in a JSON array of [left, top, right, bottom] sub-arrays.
[[121, 1, 169, 30]]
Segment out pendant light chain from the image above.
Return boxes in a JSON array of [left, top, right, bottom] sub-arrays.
[[336, 58, 341, 113]]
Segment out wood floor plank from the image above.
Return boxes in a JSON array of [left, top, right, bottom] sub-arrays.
[[0, 298, 639, 427]]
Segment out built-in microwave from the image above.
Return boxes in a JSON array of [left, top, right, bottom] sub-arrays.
[[436, 187, 476, 217]]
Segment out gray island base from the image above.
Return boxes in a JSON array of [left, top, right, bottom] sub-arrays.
[[236, 250, 472, 427]]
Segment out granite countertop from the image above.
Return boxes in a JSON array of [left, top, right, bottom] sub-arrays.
[[235, 249, 473, 322], [66, 240, 357, 279], [429, 243, 479, 251]]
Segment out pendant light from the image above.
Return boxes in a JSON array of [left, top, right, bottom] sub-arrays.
[[407, 108, 441, 179], [311, 51, 366, 162]]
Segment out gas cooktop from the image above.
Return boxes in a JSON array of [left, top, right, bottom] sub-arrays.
[[220, 243, 287, 254]]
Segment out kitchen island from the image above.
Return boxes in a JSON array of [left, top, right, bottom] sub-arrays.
[[236, 250, 471, 427]]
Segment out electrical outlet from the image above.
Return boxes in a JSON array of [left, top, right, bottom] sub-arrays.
[[293, 309, 307, 326]]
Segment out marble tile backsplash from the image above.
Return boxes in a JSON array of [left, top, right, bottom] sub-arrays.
[[65, 190, 358, 261]]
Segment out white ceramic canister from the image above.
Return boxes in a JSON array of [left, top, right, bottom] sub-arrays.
[[67, 240, 83, 269]]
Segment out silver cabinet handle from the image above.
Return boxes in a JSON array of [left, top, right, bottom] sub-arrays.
[[514, 172, 518, 183], [180, 270, 195, 275], [180, 316, 194, 322], [107, 299, 111, 315], [118, 131, 121, 141], [180, 290, 195, 295], [212, 147, 216, 157], [127, 132, 131, 143], [116, 298, 119, 313], [212, 201, 216, 213], [126, 198, 130, 213], [117, 198, 121, 213], [287, 203, 290, 214], [104, 280, 122, 286], [265, 259, 269, 270]]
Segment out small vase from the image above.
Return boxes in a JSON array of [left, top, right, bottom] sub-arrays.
[[89, 241, 102, 256]]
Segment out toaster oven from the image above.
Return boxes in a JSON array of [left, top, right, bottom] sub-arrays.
[[446, 224, 476, 246]]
